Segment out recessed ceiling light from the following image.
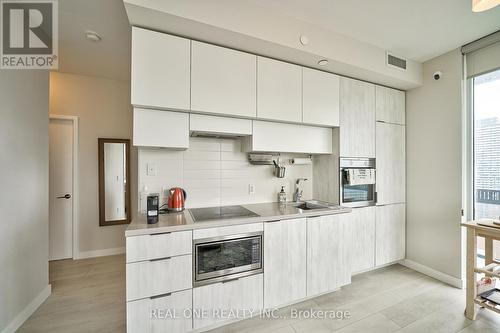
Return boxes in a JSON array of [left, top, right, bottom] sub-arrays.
[[85, 30, 102, 42], [318, 59, 328, 66], [472, 0, 500, 12]]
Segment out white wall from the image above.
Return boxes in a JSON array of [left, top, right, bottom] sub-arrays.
[[139, 137, 313, 211], [49, 72, 137, 256], [406, 49, 463, 281], [0, 71, 50, 332]]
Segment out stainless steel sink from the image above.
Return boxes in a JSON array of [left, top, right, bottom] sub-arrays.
[[293, 201, 329, 210]]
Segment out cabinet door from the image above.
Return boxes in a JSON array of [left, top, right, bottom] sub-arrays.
[[127, 289, 192, 333], [376, 86, 405, 125], [191, 41, 256, 117], [376, 204, 405, 266], [245, 120, 332, 154], [341, 207, 375, 274], [131, 27, 190, 110], [339, 77, 376, 157], [307, 215, 350, 297], [257, 57, 302, 123], [133, 108, 189, 149], [303, 68, 340, 126], [193, 274, 263, 329], [376, 122, 405, 205], [264, 218, 306, 308]]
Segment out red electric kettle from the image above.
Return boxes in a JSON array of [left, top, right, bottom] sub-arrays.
[[167, 187, 186, 212]]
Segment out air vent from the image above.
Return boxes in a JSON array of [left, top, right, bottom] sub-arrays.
[[386, 53, 407, 70]]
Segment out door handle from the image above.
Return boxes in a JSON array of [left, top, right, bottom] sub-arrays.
[[57, 194, 71, 199]]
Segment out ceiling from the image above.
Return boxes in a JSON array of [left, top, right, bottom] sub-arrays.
[[57, 0, 131, 81], [57, 0, 500, 81], [247, 0, 500, 62]]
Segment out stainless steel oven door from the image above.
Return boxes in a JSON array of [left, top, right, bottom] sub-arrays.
[[193, 231, 263, 287]]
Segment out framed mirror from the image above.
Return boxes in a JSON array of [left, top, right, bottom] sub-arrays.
[[98, 138, 131, 226]]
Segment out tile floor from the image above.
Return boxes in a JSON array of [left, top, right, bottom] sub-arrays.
[[17, 255, 500, 333]]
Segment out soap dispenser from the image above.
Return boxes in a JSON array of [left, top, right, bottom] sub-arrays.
[[278, 186, 287, 203]]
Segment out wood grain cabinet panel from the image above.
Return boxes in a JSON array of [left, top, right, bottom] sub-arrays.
[[264, 218, 307, 309], [376, 86, 405, 125], [376, 122, 405, 205], [303, 68, 340, 126], [339, 77, 376, 158], [126, 231, 192, 263], [191, 41, 257, 118], [131, 27, 190, 110], [376, 204, 405, 266], [341, 206, 376, 274], [127, 289, 192, 333], [126, 255, 192, 301], [306, 215, 351, 297], [257, 57, 302, 123], [193, 274, 263, 329]]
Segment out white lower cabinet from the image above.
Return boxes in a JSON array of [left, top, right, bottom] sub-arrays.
[[127, 289, 192, 333], [193, 274, 263, 330], [376, 204, 405, 266], [341, 207, 376, 274], [306, 215, 351, 297], [264, 218, 307, 309], [126, 255, 192, 301]]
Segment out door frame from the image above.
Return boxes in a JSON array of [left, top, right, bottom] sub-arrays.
[[49, 115, 79, 259]]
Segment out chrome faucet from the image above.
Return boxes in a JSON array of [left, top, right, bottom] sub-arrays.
[[293, 178, 308, 202]]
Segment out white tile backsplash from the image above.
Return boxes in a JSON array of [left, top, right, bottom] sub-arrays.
[[138, 137, 313, 211]]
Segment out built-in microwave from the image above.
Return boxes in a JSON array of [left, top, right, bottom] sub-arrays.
[[340, 158, 376, 208], [193, 231, 263, 287]]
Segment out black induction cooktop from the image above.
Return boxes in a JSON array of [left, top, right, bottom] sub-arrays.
[[189, 205, 260, 222]]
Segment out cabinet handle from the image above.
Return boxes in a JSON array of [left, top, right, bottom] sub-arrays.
[[150, 256, 171, 262], [150, 232, 171, 236], [266, 220, 281, 224], [150, 292, 172, 300], [222, 277, 240, 284]]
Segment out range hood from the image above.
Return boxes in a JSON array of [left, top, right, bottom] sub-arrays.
[[189, 114, 253, 138]]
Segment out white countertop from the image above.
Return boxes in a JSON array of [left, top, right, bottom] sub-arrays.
[[125, 202, 352, 237]]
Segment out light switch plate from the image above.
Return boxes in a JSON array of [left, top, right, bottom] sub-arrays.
[[147, 163, 157, 176], [248, 184, 256, 195]]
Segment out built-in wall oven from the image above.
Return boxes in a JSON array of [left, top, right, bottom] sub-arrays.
[[340, 158, 376, 208], [193, 231, 263, 287]]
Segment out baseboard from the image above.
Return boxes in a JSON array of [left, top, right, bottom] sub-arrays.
[[402, 259, 464, 289], [77, 247, 125, 259], [1, 284, 51, 333]]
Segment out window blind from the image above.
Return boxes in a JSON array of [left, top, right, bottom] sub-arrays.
[[462, 30, 500, 78]]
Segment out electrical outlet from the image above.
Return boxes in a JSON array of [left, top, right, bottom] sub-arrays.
[[248, 184, 256, 195], [147, 163, 157, 176]]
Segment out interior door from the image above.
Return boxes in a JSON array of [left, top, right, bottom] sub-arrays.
[[49, 118, 73, 260]]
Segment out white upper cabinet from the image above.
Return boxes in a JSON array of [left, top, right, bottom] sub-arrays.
[[133, 108, 189, 149], [191, 41, 257, 118], [244, 120, 332, 154], [376, 204, 405, 266], [376, 122, 405, 205], [339, 77, 376, 158], [302, 68, 340, 127], [376, 86, 405, 125], [131, 27, 190, 110], [257, 57, 302, 123]]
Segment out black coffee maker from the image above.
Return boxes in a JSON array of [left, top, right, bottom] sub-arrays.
[[146, 194, 159, 224]]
